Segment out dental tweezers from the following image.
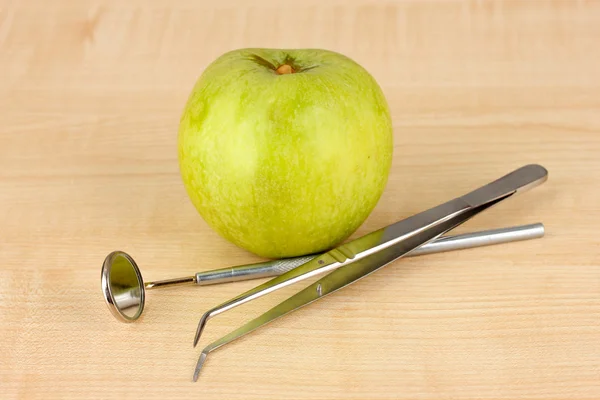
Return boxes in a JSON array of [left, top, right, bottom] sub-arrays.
[[192, 164, 548, 380]]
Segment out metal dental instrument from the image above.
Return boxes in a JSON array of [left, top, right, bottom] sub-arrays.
[[101, 223, 543, 322], [192, 164, 548, 381]]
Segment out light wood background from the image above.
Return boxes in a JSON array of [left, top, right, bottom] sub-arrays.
[[1, 0, 599, 398]]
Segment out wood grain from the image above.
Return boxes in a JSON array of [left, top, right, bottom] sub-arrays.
[[1, 0, 599, 398]]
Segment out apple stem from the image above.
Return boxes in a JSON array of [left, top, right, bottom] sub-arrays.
[[276, 64, 294, 75]]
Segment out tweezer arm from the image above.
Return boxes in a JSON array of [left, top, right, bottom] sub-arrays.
[[194, 198, 503, 381], [194, 165, 548, 347]]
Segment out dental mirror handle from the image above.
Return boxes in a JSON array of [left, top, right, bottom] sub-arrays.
[[146, 223, 544, 290]]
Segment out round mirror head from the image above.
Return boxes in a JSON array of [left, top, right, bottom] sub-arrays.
[[101, 251, 145, 322]]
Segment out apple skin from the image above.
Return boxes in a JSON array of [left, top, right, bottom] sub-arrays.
[[178, 48, 393, 258]]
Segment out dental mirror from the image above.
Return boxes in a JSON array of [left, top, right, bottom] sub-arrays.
[[100, 223, 545, 323], [101, 251, 146, 322]]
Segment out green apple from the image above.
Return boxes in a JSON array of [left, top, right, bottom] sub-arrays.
[[178, 48, 393, 258]]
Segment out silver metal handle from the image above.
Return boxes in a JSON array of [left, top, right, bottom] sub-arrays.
[[195, 255, 316, 285], [195, 223, 544, 286]]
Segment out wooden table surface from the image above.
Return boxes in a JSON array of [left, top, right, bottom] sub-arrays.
[[1, 0, 599, 398]]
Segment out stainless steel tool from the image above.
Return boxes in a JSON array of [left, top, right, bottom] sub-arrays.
[[191, 164, 548, 381], [101, 223, 543, 322]]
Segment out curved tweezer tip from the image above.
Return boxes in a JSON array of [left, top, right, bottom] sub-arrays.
[[194, 313, 210, 347], [192, 351, 208, 382]]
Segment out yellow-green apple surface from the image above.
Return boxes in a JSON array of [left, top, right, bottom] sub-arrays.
[[178, 48, 393, 258]]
